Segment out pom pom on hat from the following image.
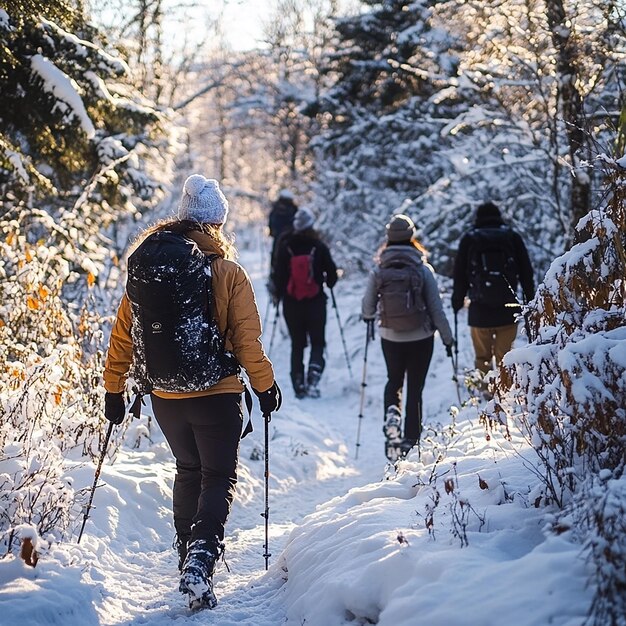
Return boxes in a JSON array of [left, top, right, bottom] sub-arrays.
[[178, 174, 229, 224], [293, 207, 315, 231], [386, 214, 416, 242]]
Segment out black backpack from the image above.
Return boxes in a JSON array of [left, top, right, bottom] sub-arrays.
[[467, 227, 519, 308], [376, 252, 430, 332], [126, 230, 239, 394]]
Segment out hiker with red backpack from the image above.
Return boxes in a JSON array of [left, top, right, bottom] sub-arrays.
[[102, 174, 281, 611], [272, 207, 338, 399], [451, 202, 534, 382], [361, 214, 454, 461]]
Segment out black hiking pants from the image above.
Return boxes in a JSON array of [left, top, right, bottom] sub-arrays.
[[381, 335, 434, 441], [151, 393, 243, 546], [282, 293, 326, 389]]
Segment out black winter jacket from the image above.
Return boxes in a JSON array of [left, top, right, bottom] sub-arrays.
[[452, 216, 535, 327], [274, 230, 338, 300]]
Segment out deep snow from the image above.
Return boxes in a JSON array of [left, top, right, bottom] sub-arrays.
[[0, 227, 592, 626]]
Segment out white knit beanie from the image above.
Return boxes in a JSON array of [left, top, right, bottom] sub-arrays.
[[177, 174, 229, 224], [293, 207, 315, 231]]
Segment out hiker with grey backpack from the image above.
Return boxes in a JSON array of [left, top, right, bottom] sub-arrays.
[[103, 174, 281, 611], [361, 214, 454, 461]]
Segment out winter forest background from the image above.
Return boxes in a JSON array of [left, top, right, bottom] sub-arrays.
[[1, 0, 626, 624]]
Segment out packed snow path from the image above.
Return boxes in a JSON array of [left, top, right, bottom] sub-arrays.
[[1, 229, 594, 626], [76, 233, 467, 625]]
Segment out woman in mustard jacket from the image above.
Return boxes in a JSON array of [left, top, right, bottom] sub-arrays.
[[103, 175, 281, 610]]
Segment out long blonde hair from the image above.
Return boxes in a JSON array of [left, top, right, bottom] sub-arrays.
[[130, 218, 237, 260]]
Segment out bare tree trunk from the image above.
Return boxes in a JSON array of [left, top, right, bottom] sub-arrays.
[[545, 0, 591, 236]]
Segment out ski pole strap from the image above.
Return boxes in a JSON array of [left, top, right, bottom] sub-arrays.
[[242, 385, 254, 438], [129, 392, 144, 419]]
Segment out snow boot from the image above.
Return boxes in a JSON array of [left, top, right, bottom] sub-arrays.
[[175, 533, 191, 572], [292, 372, 307, 399], [383, 406, 403, 461], [306, 364, 323, 398], [179, 538, 223, 611]]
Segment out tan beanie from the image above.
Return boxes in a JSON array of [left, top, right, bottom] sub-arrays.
[[386, 214, 415, 242]]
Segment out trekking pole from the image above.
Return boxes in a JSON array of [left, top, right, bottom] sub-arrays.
[[355, 320, 375, 460], [267, 301, 280, 356], [261, 412, 271, 570], [77, 420, 114, 544], [451, 312, 463, 405], [329, 287, 353, 379]]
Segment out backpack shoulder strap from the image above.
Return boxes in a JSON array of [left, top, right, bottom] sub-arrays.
[[203, 253, 219, 318]]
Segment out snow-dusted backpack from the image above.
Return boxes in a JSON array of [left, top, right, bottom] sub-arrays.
[[286, 246, 320, 300], [126, 230, 239, 394], [376, 251, 429, 331], [467, 226, 519, 308]]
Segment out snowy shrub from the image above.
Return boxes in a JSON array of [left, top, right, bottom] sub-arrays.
[[486, 158, 626, 623], [575, 474, 626, 626], [494, 161, 626, 507], [0, 440, 77, 552]]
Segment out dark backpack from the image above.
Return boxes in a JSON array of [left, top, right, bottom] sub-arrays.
[[126, 230, 239, 394], [286, 246, 320, 300], [467, 227, 519, 308], [376, 253, 430, 331]]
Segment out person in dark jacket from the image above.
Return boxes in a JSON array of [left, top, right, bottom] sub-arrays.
[[103, 175, 281, 610], [267, 190, 298, 304], [273, 207, 338, 399], [362, 214, 454, 459], [451, 201, 535, 375]]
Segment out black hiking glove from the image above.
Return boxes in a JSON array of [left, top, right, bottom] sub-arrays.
[[445, 342, 454, 358], [104, 391, 126, 425], [253, 381, 282, 415]]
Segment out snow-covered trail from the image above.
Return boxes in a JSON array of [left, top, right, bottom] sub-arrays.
[[66, 228, 471, 626], [1, 225, 596, 626]]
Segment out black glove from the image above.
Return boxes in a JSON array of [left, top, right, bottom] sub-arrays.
[[445, 342, 454, 358], [253, 381, 282, 415], [104, 391, 126, 425]]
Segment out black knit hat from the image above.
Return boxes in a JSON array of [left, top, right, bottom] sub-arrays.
[[476, 202, 501, 221]]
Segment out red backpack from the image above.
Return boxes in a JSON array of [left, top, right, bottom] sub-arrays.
[[287, 246, 320, 300]]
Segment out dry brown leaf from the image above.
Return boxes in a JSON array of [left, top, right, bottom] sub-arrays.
[[26, 296, 40, 310]]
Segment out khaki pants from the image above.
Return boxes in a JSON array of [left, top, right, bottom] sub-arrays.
[[470, 324, 518, 373]]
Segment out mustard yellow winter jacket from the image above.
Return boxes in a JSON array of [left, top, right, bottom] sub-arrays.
[[103, 230, 275, 398]]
